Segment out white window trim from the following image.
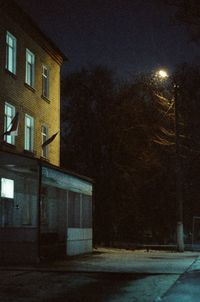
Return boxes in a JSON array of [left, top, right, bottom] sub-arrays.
[[4, 102, 16, 145], [24, 114, 34, 152], [41, 124, 48, 158], [42, 65, 49, 99], [25, 49, 35, 87], [6, 31, 17, 75]]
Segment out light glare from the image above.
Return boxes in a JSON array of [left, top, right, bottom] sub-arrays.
[[157, 69, 168, 78]]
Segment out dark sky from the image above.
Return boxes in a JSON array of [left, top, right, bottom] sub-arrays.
[[15, 0, 200, 79]]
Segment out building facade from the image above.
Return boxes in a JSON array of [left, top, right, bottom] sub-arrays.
[[0, 0, 93, 264], [0, 0, 62, 166]]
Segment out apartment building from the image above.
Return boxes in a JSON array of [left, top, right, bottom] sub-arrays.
[[0, 0, 64, 165], [0, 0, 93, 264]]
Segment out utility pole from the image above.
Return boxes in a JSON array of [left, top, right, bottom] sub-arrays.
[[156, 70, 184, 252], [174, 82, 184, 252]]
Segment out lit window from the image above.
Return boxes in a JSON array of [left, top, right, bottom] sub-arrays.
[[25, 49, 35, 87], [42, 65, 49, 98], [41, 125, 48, 158], [1, 178, 14, 199], [6, 31, 16, 74], [24, 114, 34, 151], [4, 102, 16, 145]]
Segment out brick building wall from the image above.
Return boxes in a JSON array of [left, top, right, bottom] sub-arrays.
[[0, 0, 65, 166]]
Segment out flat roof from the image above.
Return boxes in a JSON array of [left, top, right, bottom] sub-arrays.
[[0, 149, 94, 184]]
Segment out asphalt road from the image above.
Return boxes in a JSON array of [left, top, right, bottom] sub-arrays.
[[161, 257, 200, 302], [0, 248, 199, 302]]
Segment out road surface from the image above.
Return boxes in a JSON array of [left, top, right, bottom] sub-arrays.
[[0, 248, 199, 302]]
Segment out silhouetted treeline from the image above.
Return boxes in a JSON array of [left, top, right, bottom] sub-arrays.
[[162, 0, 200, 41], [61, 64, 200, 245]]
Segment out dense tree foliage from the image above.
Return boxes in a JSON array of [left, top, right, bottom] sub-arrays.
[[174, 64, 200, 234], [61, 64, 200, 245], [163, 0, 200, 41]]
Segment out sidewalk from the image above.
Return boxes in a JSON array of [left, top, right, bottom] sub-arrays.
[[161, 256, 200, 302]]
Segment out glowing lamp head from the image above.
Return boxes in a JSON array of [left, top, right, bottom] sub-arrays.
[[157, 69, 169, 79]]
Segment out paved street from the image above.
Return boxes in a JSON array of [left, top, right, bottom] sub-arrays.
[[0, 248, 199, 302], [162, 257, 200, 302]]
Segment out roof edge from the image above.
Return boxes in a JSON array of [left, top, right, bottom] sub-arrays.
[[0, 0, 68, 64]]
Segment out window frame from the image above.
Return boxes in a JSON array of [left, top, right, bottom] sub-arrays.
[[25, 49, 35, 87], [41, 124, 48, 158], [24, 114, 34, 152], [4, 102, 16, 145], [42, 65, 49, 99], [5, 31, 17, 75]]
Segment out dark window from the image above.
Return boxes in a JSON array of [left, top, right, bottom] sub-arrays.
[[68, 192, 80, 227], [82, 195, 92, 228]]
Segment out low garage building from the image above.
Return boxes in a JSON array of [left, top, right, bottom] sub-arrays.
[[0, 151, 93, 264]]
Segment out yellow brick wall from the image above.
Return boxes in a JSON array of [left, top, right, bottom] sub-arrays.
[[0, 12, 62, 166]]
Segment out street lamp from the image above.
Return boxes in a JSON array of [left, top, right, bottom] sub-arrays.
[[156, 69, 168, 79], [157, 69, 184, 252]]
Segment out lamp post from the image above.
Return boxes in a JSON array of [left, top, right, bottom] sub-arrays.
[[157, 69, 184, 252]]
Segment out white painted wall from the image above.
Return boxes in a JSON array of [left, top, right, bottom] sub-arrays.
[[67, 228, 93, 256]]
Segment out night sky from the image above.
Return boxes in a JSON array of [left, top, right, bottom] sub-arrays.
[[15, 0, 200, 79]]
